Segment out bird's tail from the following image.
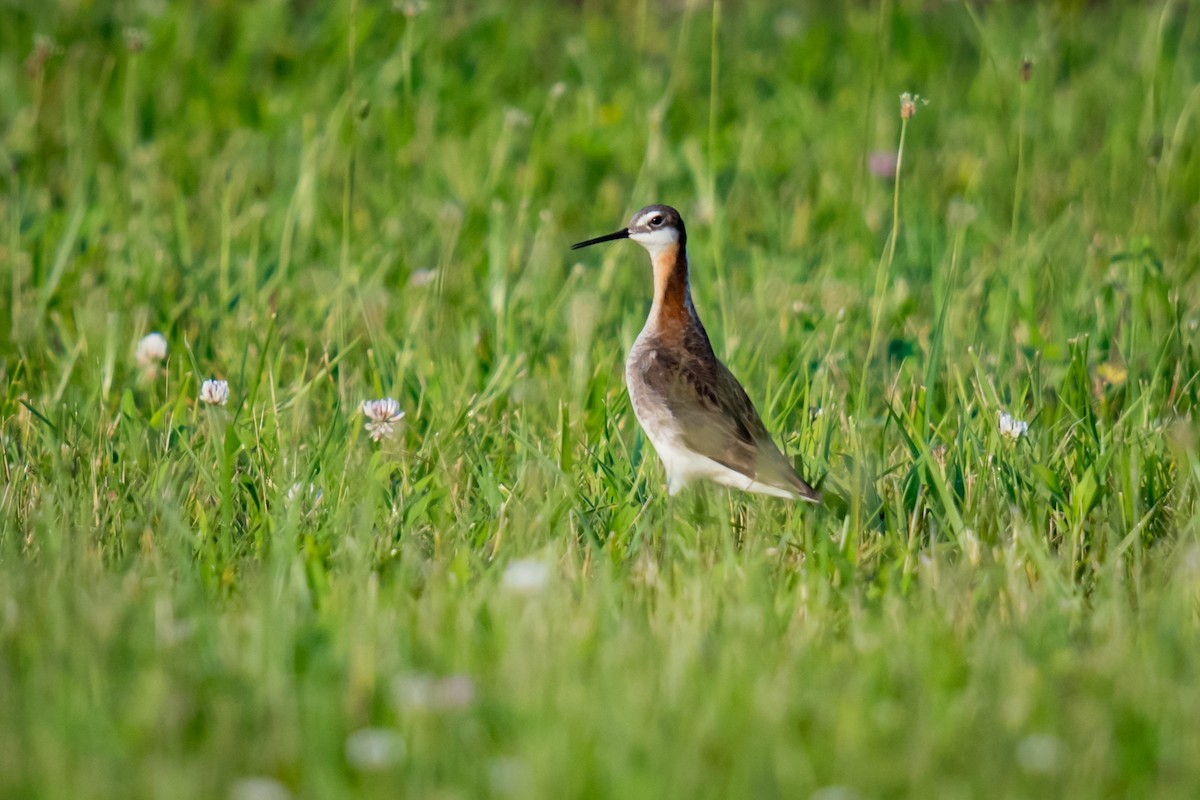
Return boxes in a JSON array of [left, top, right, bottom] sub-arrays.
[[787, 470, 822, 504]]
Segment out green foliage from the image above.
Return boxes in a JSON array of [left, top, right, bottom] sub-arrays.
[[2, 0, 1200, 797]]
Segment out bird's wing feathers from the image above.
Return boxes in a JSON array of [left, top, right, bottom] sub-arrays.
[[633, 338, 819, 500]]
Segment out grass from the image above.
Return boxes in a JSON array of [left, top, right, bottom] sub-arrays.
[[2, 0, 1200, 797]]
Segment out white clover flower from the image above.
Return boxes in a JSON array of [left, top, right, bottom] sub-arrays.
[[344, 728, 406, 772], [228, 777, 291, 800], [998, 411, 1029, 440], [392, 673, 436, 711], [947, 198, 978, 229], [408, 268, 437, 287], [1016, 733, 1066, 775], [504, 107, 532, 128], [394, 0, 427, 16], [774, 11, 803, 40], [391, 673, 476, 712], [361, 398, 404, 442], [487, 757, 530, 797], [361, 397, 401, 421], [199, 379, 229, 406], [135, 332, 168, 370], [432, 674, 476, 709], [501, 558, 550, 595], [810, 788, 861, 800]]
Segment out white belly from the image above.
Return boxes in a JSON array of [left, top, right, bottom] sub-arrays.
[[653, 437, 797, 498]]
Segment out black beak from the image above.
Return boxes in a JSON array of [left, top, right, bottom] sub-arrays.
[[571, 228, 630, 250]]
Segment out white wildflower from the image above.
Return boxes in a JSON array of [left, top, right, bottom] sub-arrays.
[[391, 673, 476, 712], [344, 728, 406, 772], [392, 673, 436, 711], [361, 398, 404, 442], [774, 11, 803, 40], [1016, 733, 1066, 775], [135, 332, 168, 370], [998, 412, 1029, 440], [408, 268, 437, 287], [501, 558, 550, 595], [361, 398, 402, 421], [504, 107, 532, 128], [487, 757, 530, 797], [811, 787, 861, 800], [393, 0, 427, 16], [199, 379, 229, 406], [229, 777, 291, 800], [947, 198, 978, 229], [432, 674, 476, 709]]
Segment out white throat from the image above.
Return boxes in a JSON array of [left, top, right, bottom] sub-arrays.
[[630, 227, 679, 260]]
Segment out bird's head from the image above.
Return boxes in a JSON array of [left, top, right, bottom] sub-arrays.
[[571, 204, 686, 259]]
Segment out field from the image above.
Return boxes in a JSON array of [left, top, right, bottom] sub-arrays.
[[3, 0, 1200, 797]]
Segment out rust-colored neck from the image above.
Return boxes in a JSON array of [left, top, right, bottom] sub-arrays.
[[649, 243, 693, 335]]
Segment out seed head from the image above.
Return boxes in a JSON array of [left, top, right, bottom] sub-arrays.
[[26, 34, 60, 77], [899, 92, 926, 120], [124, 27, 148, 54], [1020, 57, 1034, 83]]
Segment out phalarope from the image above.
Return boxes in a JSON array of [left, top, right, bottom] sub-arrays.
[[573, 204, 820, 501]]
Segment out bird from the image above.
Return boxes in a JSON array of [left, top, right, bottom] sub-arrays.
[[572, 204, 820, 502]]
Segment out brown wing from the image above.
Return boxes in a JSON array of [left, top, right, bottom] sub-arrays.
[[633, 332, 820, 501]]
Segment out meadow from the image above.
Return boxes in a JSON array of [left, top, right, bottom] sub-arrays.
[[2, 0, 1200, 797]]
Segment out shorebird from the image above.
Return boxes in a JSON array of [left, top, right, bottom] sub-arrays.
[[572, 204, 820, 502]]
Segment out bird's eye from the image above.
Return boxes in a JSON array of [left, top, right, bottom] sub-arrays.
[[650, 215, 664, 226]]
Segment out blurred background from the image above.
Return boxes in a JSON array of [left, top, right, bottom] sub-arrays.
[[2, 2, 1199, 799]]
